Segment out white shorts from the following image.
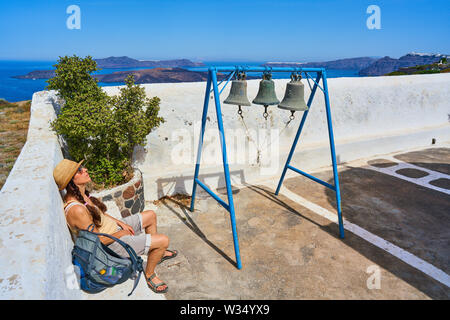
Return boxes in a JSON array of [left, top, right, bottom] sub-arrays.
[[107, 213, 152, 257]]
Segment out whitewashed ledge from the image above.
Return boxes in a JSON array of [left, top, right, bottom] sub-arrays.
[[1, 73, 450, 299], [0, 91, 80, 299]]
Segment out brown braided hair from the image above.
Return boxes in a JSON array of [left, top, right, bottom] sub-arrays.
[[65, 179, 107, 228]]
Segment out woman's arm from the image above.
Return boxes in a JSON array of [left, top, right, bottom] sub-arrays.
[[103, 212, 121, 224], [104, 212, 135, 235], [97, 229, 131, 246], [67, 206, 132, 245]]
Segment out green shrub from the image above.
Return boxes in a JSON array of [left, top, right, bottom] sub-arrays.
[[386, 71, 407, 76], [413, 69, 441, 74], [47, 55, 104, 103], [48, 55, 164, 189], [0, 99, 15, 109], [110, 75, 164, 162]]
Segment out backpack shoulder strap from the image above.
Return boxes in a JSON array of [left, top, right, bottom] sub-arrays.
[[85, 224, 143, 296], [87, 225, 140, 262]]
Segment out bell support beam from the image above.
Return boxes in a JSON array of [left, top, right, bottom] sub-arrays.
[[219, 71, 236, 95], [210, 71, 236, 95], [190, 68, 242, 270], [194, 178, 230, 211], [211, 69, 242, 269], [193, 66, 325, 73], [190, 71, 212, 212], [275, 72, 322, 195], [286, 164, 336, 191], [275, 69, 345, 239], [322, 69, 345, 238], [304, 71, 325, 93], [190, 66, 344, 272]]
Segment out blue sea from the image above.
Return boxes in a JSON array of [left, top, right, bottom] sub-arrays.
[[0, 60, 360, 102]]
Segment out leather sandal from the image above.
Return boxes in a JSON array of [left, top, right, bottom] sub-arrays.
[[146, 273, 168, 294], [158, 249, 178, 264]]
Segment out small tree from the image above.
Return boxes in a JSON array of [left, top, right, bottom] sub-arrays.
[[110, 75, 164, 164], [48, 55, 164, 188], [47, 55, 103, 103]]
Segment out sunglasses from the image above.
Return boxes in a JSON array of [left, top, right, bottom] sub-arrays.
[[77, 165, 86, 173]]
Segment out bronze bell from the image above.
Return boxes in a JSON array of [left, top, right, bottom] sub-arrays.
[[223, 72, 251, 116], [252, 72, 279, 119], [278, 73, 308, 120]]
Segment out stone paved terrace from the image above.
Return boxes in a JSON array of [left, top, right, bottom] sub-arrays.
[[86, 144, 450, 300], [158, 145, 449, 299]]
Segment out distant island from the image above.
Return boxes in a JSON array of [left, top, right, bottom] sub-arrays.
[[264, 57, 377, 70], [13, 56, 205, 80], [359, 53, 450, 76], [94, 67, 259, 83], [93, 56, 205, 69], [14, 67, 252, 84], [13, 53, 450, 83], [386, 57, 449, 76], [94, 67, 210, 83], [14, 70, 56, 80], [264, 53, 450, 76]]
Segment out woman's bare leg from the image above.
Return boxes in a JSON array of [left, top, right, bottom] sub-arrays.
[[141, 210, 157, 235], [145, 233, 169, 292], [141, 210, 176, 260]]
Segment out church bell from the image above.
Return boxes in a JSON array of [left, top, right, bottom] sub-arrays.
[[223, 72, 251, 116], [252, 72, 280, 119], [278, 73, 308, 120]]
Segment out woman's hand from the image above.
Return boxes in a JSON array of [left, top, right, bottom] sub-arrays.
[[116, 220, 135, 235]]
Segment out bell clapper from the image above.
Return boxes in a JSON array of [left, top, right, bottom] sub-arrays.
[[263, 105, 268, 120], [238, 105, 243, 118], [290, 110, 295, 121], [284, 110, 295, 126]]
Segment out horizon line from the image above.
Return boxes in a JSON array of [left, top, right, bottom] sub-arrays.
[[2, 51, 449, 63]]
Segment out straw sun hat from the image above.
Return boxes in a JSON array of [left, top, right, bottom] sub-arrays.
[[53, 159, 84, 191]]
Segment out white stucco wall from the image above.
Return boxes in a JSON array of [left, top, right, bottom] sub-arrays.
[[0, 91, 81, 299], [103, 73, 450, 200]]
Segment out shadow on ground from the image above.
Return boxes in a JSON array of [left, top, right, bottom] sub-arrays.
[[318, 147, 450, 299], [153, 149, 450, 299]]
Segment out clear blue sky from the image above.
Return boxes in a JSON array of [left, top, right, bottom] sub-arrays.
[[1, 0, 449, 62]]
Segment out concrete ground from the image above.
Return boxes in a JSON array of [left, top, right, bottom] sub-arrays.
[[150, 145, 450, 300]]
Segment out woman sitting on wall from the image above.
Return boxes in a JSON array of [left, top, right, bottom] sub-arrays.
[[53, 159, 177, 294]]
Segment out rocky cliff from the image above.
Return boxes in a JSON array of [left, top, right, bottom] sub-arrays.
[[94, 67, 209, 83], [359, 53, 449, 76], [13, 57, 205, 79], [263, 57, 377, 70], [94, 56, 205, 69]]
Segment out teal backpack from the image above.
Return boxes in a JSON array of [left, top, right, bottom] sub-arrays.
[[72, 224, 144, 296]]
